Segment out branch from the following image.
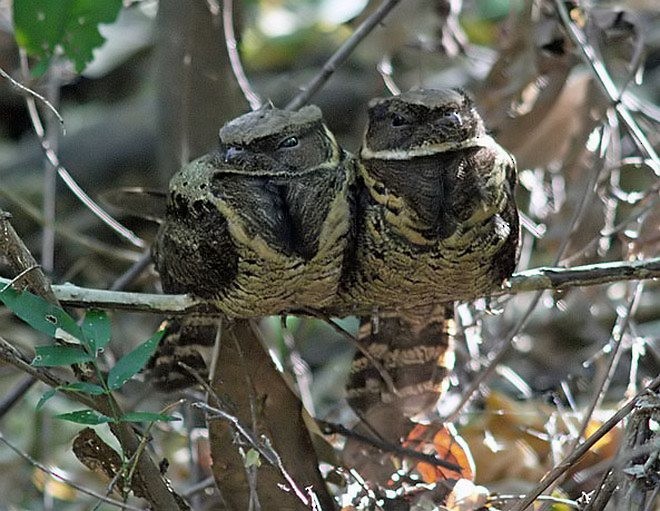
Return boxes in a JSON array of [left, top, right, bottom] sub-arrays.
[[222, 0, 262, 110], [2, 257, 657, 316], [285, 0, 403, 111], [508, 374, 660, 511], [553, 0, 659, 170]]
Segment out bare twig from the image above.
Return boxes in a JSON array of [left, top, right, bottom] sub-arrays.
[[508, 374, 660, 511], [317, 419, 463, 472], [17, 51, 145, 248], [553, 0, 659, 169], [221, 0, 262, 110], [301, 309, 400, 399], [2, 257, 658, 316], [110, 251, 153, 291], [376, 56, 401, 95], [285, 0, 403, 110], [0, 65, 64, 126], [39, 66, 60, 273], [0, 432, 144, 510], [0, 376, 39, 418]]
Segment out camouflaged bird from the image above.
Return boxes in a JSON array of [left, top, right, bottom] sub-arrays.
[[342, 88, 518, 313], [342, 88, 519, 430], [148, 105, 356, 389], [153, 104, 356, 318]]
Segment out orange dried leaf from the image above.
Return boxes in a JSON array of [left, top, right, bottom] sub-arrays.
[[403, 423, 475, 483]]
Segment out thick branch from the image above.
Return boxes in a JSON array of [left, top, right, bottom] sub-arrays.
[[2, 257, 657, 316], [0, 209, 57, 303]]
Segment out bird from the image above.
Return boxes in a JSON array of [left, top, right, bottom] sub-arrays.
[[148, 104, 356, 388], [153, 104, 356, 317], [341, 87, 519, 441]]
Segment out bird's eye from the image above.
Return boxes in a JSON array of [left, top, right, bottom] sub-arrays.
[[391, 114, 409, 127], [443, 111, 463, 125], [278, 136, 299, 149], [224, 145, 245, 162]]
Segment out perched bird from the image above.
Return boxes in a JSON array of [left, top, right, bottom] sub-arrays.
[[148, 105, 356, 389], [342, 88, 519, 441], [153, 104, 356, 318], [343, 87, 518, 313]]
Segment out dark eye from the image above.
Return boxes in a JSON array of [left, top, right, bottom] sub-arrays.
[[443, 111, 463, 125], [224, 145, 245, 162], [278, 136, 299, 149], [391, 114, 409, 127]]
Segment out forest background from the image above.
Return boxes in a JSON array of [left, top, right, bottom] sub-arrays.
[[0, 0, 658, 510]]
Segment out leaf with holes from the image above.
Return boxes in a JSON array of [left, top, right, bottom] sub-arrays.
[[107, 330, 165, 390], [81, 309, 111, 352], [13, 0, 123, 74], [0, 286, 82, 339], [55, 409, 113, 425], [32, 345, 94, 367]]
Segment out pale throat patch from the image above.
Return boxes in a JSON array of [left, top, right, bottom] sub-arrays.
[[360, 134, 504, 161]]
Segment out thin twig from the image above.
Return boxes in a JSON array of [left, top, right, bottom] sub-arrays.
[[221, 0, 262, 110], [376, 56, 401, 95], [554, 0, 659, 169], [0, 65, 64, 126], [0, 433, 143, 511], [110, 251, 153, 291], [508, 374, 660, 511], [301, 308, 400, 399], [18, 51, 145, 248], [285, 0, 403, 110], [0, 375, 37, 418], [317, 419, 463, 472], [193, 402, 278, 466], [1, 257, 658, 315]]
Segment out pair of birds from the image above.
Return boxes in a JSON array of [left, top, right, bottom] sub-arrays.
[[150, 88, 519, 424]]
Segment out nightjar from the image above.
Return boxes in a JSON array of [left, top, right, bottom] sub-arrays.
[[342, 88, 519, 436], [148, 105, 356, 389], [153, 104, 356, 317]]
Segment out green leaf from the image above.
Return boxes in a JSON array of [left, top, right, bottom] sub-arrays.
[[0, 286, 82, 339], [13, 0, 123, 74], [119, 411, 181, 423], [36, 382, 106, 410], [107, 330, 165, 390], [245, 448, 261, 468], [36, 388, 58, 410], [61, 381, 107, 395], [81, 309, 111, 352], [55, 409, 113, 425], [32, 345, 93, 367]]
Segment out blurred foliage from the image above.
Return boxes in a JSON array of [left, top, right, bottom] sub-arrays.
[[13, 0, 123, 74], [0, 0, 658, 509]]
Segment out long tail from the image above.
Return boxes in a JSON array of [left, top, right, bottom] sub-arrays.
[[346, 304, 456, 441]]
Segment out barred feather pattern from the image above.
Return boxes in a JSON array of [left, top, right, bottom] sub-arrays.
[[342, 89, 519, 437]]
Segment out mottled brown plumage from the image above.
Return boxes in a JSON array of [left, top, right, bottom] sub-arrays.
[[149, 105, 356, 389], [342, 88, 519, 428], [342, 88, 519, 313], [153, 105, 356, 317]]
